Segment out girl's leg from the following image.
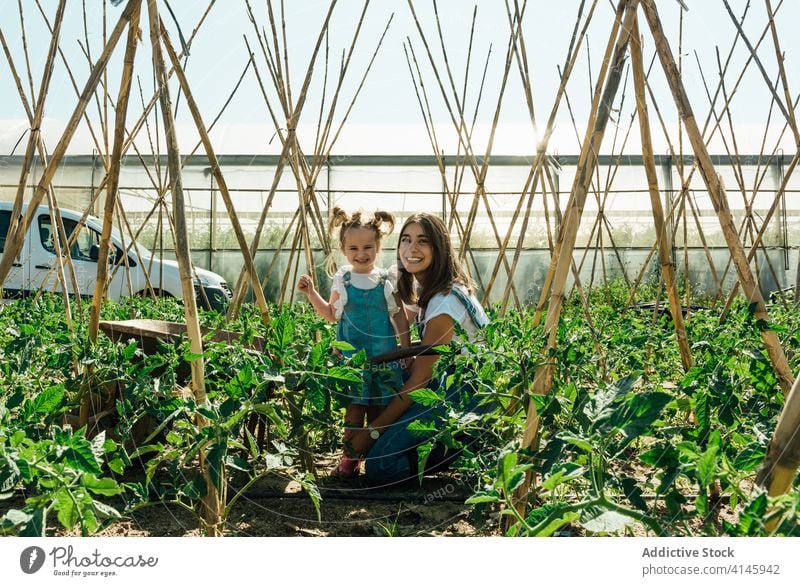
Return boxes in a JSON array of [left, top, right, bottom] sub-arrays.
[[331, 404, 367, 478], [342, 403, 366, 452]]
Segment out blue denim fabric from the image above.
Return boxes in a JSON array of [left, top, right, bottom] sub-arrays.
[[336, 270, 403, 406], [364, 371, 473, 485]]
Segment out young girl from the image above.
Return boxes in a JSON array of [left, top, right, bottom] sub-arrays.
[[297, 207, 410, 477], [347, 212, 489, 485]]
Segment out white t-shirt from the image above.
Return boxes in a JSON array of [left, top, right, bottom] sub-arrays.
[[409, 283, 489, 342], [330, 265, 400, 320]]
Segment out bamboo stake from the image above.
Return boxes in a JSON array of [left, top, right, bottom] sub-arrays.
[[228, 1, 338, 315], [16, 0, 36, 107], [721, 0, 799, 144], [0, 22, 83, 319], [623, 1, 771, 311], [764, 0, 800, 145], [512, 0, 639, 520], [757, 372, 800, 532], [532, 0, 627, 328], [146, 0, 218, 535], [624, 0, 774, 310], [160, 21, 271, 325], [6, 0, 66, 269], [0, 0, 140, 290], [402, 41, 488, 289], [640, 0, 793, 395], [720, 151, 800, 317], [84, 8, 142, 430], [495, 0, 603, 312], [406, 0, 523, 306], [88, 0, 141, 344], [630, 14, 692, 372]]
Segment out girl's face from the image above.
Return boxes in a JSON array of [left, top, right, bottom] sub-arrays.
[[399, 222, 433, 280], [341, 226, 379, 273]]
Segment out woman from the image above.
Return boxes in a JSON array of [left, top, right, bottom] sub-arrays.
[[349, 212, 489, 485]]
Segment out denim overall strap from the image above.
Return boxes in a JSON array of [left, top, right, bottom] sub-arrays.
[[417, 286, 483, 339], [449, 286, 483, 329]]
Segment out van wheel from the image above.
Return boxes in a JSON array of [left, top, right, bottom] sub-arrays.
[[135, 289, 173, 300]]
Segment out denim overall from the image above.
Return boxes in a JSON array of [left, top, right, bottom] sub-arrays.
[[365, 286, 487, 485], [337, 270, 404, 406]]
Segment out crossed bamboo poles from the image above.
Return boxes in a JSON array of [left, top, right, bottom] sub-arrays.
[[1, 0, 799, 533]]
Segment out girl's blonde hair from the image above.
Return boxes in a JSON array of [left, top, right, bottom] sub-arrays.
[[325, 207, 395, 276]]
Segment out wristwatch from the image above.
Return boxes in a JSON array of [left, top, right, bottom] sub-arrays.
[[367, 426, 381, 440]]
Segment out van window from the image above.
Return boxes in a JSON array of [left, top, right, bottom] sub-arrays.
[[38, 215, 99, 261], [0, 210, 10, 252]]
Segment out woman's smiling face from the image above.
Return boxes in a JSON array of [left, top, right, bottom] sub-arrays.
[[398, 222, 432, 279]]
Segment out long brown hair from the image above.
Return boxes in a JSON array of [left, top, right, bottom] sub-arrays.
[[325, 207, 395, 276], [396, 212, 473, 309]]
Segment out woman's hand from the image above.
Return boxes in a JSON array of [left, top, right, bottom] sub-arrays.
[[349, 428, 375, 457]]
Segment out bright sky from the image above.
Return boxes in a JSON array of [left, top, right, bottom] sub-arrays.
[[1, 0, 799, 156]]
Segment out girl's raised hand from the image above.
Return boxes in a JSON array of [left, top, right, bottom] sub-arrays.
[[297, 274, 314, 295]]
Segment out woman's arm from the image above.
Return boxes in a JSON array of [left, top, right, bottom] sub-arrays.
[[390, 293, 411, 348], [349, 313, 454, 455]]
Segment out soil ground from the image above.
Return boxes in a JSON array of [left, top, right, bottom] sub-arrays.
[[37, 455, 498, 537]]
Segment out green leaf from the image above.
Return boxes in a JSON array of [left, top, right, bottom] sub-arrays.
[[244, 427, 259, 460], [610, 391, 672, 452], [406, 420, 437, 437], [54, 488, 79, 529], [88, 500, 121, 522], [465, 490, 502, 504], [180, 475, 205, 500], [61, 436, 102, 476], [620, 476, 648, 512], [122, 340, 138, 361], [695, 492, 709, 517], [331, 340, 355, 352], [639, 443, 678, 467], [252, 403, 287, 436], [305, 379, 327, 412], [559, 433, 593, 454], [5, 389, 25, 410], [0, 508, 32, 535], [307, 342, 326, 369], [82, 475, 123, 496], [206, 440, 227, 491], [696, 445, 719, 488], [581, 510, 636, 534], [585, 374, 641, 432], [416, 442, 433, 484], [408, 388, 444, 407], [531, 511, 580, 537], [733, 444, 765, 472], [541, 465, 585, 491], [225, 455, 251, 473], [107, 457, 126, 475], [18, 507, 45, 537], [322, 366, 362, 383], [30, 384, 66, 415]]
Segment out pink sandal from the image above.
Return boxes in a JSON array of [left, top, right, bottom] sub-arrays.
[[330, 454, 361, 478]]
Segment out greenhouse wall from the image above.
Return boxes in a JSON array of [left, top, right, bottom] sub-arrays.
[[1, 154, 797, 303]]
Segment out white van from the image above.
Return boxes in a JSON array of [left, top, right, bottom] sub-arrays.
[[0, 202, 232, 311]]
